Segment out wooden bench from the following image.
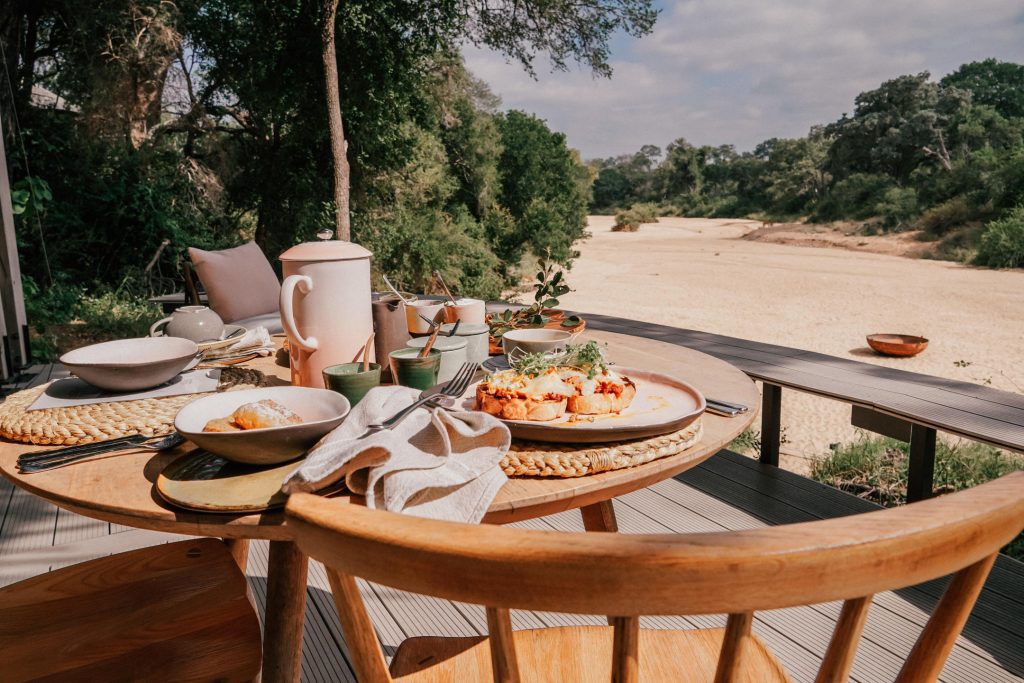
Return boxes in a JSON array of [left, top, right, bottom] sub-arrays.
[[577, 312, 1024, 501]]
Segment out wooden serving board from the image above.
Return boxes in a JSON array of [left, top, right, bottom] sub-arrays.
[[487, 311, 586, 355]]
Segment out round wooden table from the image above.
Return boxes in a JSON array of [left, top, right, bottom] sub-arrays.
[[0, 329, 757, 682]]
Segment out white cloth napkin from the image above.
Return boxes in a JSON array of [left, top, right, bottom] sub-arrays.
[[282, 386, 511, 523], [204, 326, 274, 359]]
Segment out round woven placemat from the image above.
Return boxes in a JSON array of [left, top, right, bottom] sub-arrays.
[[0, 368, 272, 446], [501, 418, 703, 478]]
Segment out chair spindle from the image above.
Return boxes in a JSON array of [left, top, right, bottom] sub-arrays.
[[326, 568, 393, 683], [714, 612, 754, 683], [611, 615, 640, 683], [816, 595, 873, 683], [486, 607, 521, 683], [895, 554, 998, 683]]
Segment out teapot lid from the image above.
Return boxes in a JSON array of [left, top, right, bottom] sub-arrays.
[[280, 229, 372, 262]]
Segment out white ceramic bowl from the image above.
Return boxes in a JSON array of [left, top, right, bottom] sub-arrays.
[[174, 386, 350, 465], [60, 337, 200, 392], [501, 328, 575, 362]]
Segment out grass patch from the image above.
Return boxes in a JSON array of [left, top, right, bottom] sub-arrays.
[[811, 435, 1024, 560]]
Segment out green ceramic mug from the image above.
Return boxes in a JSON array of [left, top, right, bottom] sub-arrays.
[[388, 348, 441, 390], [322, 363, 381, 406]]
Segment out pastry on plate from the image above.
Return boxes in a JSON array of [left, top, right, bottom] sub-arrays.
[[202, 399, 303, 432]]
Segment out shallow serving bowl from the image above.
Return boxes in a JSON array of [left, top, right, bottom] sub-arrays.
[[60, 337, 200, 392], [866, 334, 929, 357], [174, 386, 350, 465]]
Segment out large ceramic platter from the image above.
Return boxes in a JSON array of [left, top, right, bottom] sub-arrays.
[[447, 366, 706, 444]]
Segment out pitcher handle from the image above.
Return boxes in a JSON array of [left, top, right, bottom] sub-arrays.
[[149, 317, 172, 337], [280, 275, 319, 352]]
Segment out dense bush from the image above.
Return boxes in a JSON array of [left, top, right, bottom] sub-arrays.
[[974, 206, 1024, 268], [612, 202, 660, 231], [917, 196, 977, 236], [875, 186, 918, 229], [814, 173, 893, 221]]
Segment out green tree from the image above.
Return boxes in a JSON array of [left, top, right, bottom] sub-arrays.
[[941, 59, 1024, 120], [495, 110, 590, 264], [827, 72, 970, 182]]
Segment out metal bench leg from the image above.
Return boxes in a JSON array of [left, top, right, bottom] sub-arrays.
[[760, 383, 782, 466], [907, 425, 937, 503]]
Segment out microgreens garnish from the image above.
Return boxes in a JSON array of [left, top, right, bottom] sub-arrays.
[[509, 341, 610, 379]]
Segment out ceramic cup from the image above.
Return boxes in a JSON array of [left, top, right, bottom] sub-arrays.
[[442, 298, 486, 325], [440, 322, 489, 364], [501, 328, 575, 363], [389, 348, 442, 390], [405, 300, 447, 335], [149, 305, 225, 343], [406, 336, 467, 384], [322, 362, 382, 406]]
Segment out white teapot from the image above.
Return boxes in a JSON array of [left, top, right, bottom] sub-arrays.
[[279, 230, 374, 388]]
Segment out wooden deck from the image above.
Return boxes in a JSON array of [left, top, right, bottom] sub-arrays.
[[2, 446, 1021, 682]]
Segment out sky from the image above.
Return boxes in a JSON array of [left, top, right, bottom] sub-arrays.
[[462, 0, 1024, 160]]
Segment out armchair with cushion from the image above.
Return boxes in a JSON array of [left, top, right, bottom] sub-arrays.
[[186, 241, 283, 333]]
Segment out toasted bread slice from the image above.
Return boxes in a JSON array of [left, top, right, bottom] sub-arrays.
[[566, 377, 637, 415], [476, 385, 567, 421]]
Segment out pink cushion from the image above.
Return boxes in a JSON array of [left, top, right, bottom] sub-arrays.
[[189, 242, 280, 323]]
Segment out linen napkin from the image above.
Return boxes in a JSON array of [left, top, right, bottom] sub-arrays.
[[282, 386, 511, 523], [203, 326, 274, 360]]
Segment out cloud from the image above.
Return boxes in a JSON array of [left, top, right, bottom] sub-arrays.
[[462, 0, 1024, 159]]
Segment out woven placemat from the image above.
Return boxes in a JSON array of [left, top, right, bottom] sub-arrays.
[[0, 368, 272, 446], [501, 418, 703, 478]]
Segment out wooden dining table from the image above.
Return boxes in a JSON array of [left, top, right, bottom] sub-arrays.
[[0, 328, 757, 682]]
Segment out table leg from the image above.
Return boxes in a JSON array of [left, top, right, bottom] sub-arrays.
[[262, 540, 309, 683], [224, 538, 250, 573], [580, 500, 618, 533]]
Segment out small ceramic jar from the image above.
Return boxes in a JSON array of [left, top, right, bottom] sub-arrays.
[[405, 336, 468, 384], [441, 323, 489, 365], [149, 305, 224, 343]]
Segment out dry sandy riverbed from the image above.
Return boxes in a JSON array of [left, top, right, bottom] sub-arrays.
[[559, 216, 1024, 473]]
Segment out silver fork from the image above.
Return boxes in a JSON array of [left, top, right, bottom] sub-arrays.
[[18, 432, 187, 473], [361, 362, 480, 437]]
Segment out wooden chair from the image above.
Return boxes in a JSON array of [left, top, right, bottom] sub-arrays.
[[0, 538, 262, 682], [285, 472, 1024, 683]]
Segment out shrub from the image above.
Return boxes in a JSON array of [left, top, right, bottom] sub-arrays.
[[810, 435, 1024, 559], [612, 202, 660, 231], [815, 173, 893, 221], [875, 187, 918, 229], [974, 206, 1024, 268], [918, 196, 976, 236]]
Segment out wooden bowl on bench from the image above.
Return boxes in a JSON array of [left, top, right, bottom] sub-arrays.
[[866, 334, 929, 357]]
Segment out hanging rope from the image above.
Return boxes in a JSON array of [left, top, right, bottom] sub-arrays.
[[0, 38, 54, 285]]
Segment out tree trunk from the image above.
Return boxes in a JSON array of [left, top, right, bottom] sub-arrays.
[[320, 0, 350, 240]]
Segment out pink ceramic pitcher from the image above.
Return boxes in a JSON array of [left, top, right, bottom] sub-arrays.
[[279, 230, 374, 388]]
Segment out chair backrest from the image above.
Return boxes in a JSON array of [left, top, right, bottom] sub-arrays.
[[286, 471, 1024, 683], [187, 241, 281, 322], [0, 538, 262, 682]]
